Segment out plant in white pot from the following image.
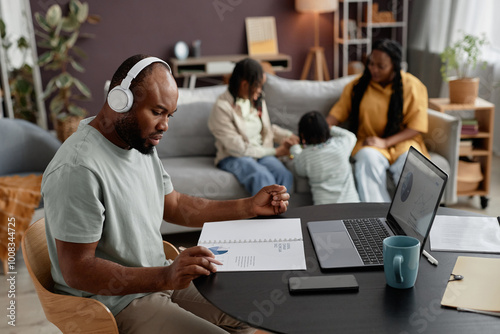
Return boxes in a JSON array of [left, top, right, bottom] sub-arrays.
[[35, 0, 100, 141], [440, 32, 488, 104]]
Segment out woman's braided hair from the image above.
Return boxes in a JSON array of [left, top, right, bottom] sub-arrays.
[[348, 39, 403, 138]]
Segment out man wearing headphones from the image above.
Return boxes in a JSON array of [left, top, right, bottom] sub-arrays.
[[41, 54, 290, 333]]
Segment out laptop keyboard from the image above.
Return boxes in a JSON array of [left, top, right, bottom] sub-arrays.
[[343, 218, 391, 265]]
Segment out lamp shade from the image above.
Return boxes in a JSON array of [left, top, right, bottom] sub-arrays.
[[295, 0, 338, 13]]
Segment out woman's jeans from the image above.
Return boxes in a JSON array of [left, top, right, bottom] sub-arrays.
[[218, 156, 293, 196]]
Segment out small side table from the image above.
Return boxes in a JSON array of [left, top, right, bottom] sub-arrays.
[[428, 97, 495, 208]]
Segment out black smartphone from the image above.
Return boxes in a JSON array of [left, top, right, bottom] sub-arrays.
[[288, 275, 359, 294]]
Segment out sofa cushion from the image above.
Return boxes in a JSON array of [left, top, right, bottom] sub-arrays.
[[161, 156, 249, 200], [263, 74, 356, 133], [156, 85, 226, 158], [177, 84, 227, 105]]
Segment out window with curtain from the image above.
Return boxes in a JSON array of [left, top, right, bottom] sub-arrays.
[[408, 0, 500, 155]]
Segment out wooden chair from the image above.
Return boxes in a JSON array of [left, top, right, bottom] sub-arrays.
[[21, 218, 179, 333]]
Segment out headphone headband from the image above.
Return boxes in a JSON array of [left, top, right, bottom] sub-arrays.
[[120, 57, 172, 89], [108, 56, 172, 113]]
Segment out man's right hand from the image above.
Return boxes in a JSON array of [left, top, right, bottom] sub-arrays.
[[164, 246, 221, 290]]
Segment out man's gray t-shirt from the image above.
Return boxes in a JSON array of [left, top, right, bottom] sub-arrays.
[[41, 118, 174, 315]]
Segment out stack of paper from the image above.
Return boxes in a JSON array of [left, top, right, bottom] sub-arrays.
[[429, 215, 500, 253]]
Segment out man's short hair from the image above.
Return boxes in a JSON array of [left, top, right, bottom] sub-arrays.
[[109, 54, 170, 92]]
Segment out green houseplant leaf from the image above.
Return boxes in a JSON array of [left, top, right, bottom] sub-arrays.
[[49, 93, 65, 114], [36, 0, 99, 129], [76, 2, 89, 23], [2, 18, 38, 123], [45, 4, 62, 28], [35, 12, 51, 32], [70, 59, 85, 72], [68, 104, 87, 117], [42, 77, 58, 99], [440, 32, 488, 82], [0, 18, 6, 39], [61, 15, 80, 32], [73, 77, 91, 98], [66, 31, 79, 49], [38, 51, 54, 66], [55, 72, 73, 89]]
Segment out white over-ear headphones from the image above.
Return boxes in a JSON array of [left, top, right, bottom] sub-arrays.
[[107, 57, 172, 113]]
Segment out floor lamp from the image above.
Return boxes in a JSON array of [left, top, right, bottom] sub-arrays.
[[296, 0, 338, 81]]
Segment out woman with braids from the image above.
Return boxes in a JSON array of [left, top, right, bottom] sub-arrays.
[[209, 58, 298, 196], [326, 39, 429, 202]]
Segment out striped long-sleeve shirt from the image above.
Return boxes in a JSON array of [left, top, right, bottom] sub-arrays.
[[290, 126, 359, 204]]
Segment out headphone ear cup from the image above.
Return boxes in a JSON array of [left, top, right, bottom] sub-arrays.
[[107, 86, 133, 113]]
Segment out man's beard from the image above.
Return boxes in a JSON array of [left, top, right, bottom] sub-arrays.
[[115, 112, 154, 155]]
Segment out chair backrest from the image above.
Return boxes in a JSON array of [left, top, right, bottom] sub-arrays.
[[22, 219, 119, 333], [22, 218, 180, 333], [163, 240, 180, 260], [21, 219, 54, 291]]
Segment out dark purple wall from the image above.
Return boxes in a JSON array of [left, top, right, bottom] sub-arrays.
[[30, 0, 335, 120]]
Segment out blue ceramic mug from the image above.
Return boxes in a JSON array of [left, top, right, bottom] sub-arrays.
[[383, 236, 420, 289]]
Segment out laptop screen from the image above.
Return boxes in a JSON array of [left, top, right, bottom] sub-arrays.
[[386, 147, 448, 247]]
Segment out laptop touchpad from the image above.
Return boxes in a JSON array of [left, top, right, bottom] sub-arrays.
[[313, 231, 362, 267], [315, 231, 353, 249]]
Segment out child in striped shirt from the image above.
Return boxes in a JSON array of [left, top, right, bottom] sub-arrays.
[[290, 111, 360, 204]]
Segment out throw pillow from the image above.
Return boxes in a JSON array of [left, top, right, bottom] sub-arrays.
[[263, 74, 356, 133], [0, 174, 42, 274]]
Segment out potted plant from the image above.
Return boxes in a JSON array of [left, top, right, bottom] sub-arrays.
[[0, 19, 37, 123], [35, 0, 100, 141], [440, 32, 488, 104]]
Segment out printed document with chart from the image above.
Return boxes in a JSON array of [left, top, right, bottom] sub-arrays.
[[197, 218, 306, 272]]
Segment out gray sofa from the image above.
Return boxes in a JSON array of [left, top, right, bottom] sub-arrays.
[[0, 118, 61, 177], [158, 74, 461, 234]]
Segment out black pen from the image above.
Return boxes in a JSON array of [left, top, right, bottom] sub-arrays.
[[497, 216, 500, 225]]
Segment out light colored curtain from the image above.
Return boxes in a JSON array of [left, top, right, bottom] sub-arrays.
[[408, 0, 500, 155]]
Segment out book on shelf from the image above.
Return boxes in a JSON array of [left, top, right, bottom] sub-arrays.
[[461, 118, 479, 135], [197, 218, 307, 272], [459, 139, 474, 154]]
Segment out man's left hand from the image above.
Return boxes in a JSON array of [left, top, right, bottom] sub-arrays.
[[252, 184, 290, 216]]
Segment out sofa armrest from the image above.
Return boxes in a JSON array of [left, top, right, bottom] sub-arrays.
[[423, 109, 461, 205], [0, 119, 61, 176]]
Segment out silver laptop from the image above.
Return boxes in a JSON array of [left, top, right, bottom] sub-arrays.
[[308, 146, 448, 270]]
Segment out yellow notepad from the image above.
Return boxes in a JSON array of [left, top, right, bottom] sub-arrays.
[[441, 256, 500, 313]]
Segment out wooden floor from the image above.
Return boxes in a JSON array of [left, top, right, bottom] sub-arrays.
[[1, 156, 499, 334]]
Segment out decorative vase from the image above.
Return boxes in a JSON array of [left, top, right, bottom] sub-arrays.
[[54, 115, 83, 142], [449, 78, 479, 104]]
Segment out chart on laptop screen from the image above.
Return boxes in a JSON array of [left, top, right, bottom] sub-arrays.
[[390, 152, 446, 237]]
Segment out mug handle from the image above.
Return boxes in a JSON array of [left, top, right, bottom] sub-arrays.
[[393, 255, 404, 283]]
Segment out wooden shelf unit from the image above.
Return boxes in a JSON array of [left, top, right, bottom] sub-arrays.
[[428, 97, 495, 204], [334, 0, 408, 78], [169, 54, 291, 88]]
